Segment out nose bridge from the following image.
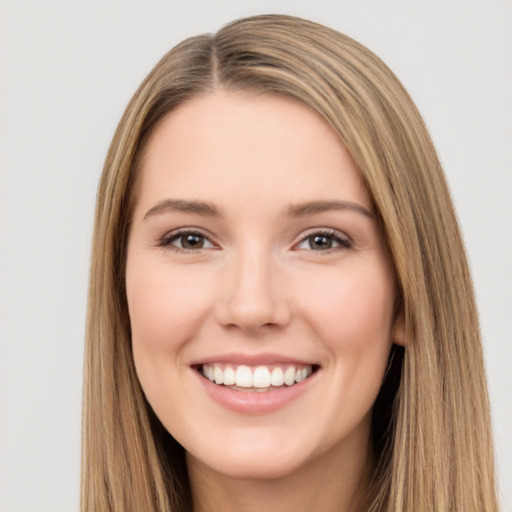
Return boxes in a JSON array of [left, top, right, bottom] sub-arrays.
[[216, 241, 289, 330]]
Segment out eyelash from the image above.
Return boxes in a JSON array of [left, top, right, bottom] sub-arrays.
[[296, 229, 352, 252], [157, 228, 352, 252], [158, 229, 215, 252]]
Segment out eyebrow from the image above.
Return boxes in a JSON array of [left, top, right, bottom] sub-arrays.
[[143, 198, 373, 221], [286, 200, 373, 218], [143, 199, 221, 220]]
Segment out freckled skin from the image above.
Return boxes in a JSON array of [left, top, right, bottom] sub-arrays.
[[125, 91, 404, 510]]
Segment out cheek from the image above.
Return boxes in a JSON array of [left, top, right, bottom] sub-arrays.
[[126, 259, 213, 354], [297, 265, 396, 430], [125, 257, 215, 430], [297, 265, 396, 352]]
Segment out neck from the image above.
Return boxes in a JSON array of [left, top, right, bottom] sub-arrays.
[[187, 425, 373, 512]]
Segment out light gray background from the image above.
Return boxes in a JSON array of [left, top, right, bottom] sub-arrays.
[[1, 2, 511, 511]]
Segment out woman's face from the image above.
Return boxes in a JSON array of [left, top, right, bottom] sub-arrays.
[[126, 91, 403, 481]]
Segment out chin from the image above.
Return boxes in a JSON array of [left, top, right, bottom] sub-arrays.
[[183, 421, 336, 484], [187, 447, 310, 481]]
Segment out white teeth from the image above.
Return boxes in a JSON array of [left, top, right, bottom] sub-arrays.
[[270, 367, 285, 386], [213, 366, 223, 384], [223, 365, 236, 386], [202, 363, 314, 390], [284, 367, 295, 386], [253, 366, 270, 388], [235, 365, 253, 388]]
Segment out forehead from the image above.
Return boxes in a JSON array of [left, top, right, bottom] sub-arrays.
[[135, 90, 371, 216]]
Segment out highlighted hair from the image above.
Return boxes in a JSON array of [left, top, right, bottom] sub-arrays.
[[82, 14, 498, 511]]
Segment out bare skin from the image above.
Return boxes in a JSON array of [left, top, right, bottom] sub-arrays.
[[126, 90, 404, 512], [188, 413, 372, 512]]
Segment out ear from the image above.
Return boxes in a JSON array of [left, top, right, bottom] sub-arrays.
[[392, 311, 406, 346]]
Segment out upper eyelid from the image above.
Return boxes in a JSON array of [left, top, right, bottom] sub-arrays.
[[294, 227, 351, 242], [162, 226, 214, 238]]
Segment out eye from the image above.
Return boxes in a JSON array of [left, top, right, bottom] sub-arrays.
[[296, 230, 352, 251], [160, 230, 215, 251]]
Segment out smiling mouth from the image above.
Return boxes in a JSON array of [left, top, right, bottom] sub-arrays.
[[197, 363, 318, 392]]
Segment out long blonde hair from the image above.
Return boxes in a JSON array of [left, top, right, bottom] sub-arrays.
[[82, 14, 498, 511]]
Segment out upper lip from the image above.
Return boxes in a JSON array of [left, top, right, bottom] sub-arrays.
[[189, 352, 319, 367]]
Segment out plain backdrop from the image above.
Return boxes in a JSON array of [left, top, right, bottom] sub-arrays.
[[0, 1, 511, 511]]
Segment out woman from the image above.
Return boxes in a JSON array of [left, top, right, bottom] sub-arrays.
[[82, 14, 499, 511]]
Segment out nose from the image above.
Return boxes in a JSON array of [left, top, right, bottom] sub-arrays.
[[214, 246, 291, 332]]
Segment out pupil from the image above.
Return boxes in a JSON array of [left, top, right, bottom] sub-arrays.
[[311, 235, 332, 250], [183, 234, 203, 249]]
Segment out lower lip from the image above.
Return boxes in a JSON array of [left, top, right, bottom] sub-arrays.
[[193, 369, 317, 414]]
